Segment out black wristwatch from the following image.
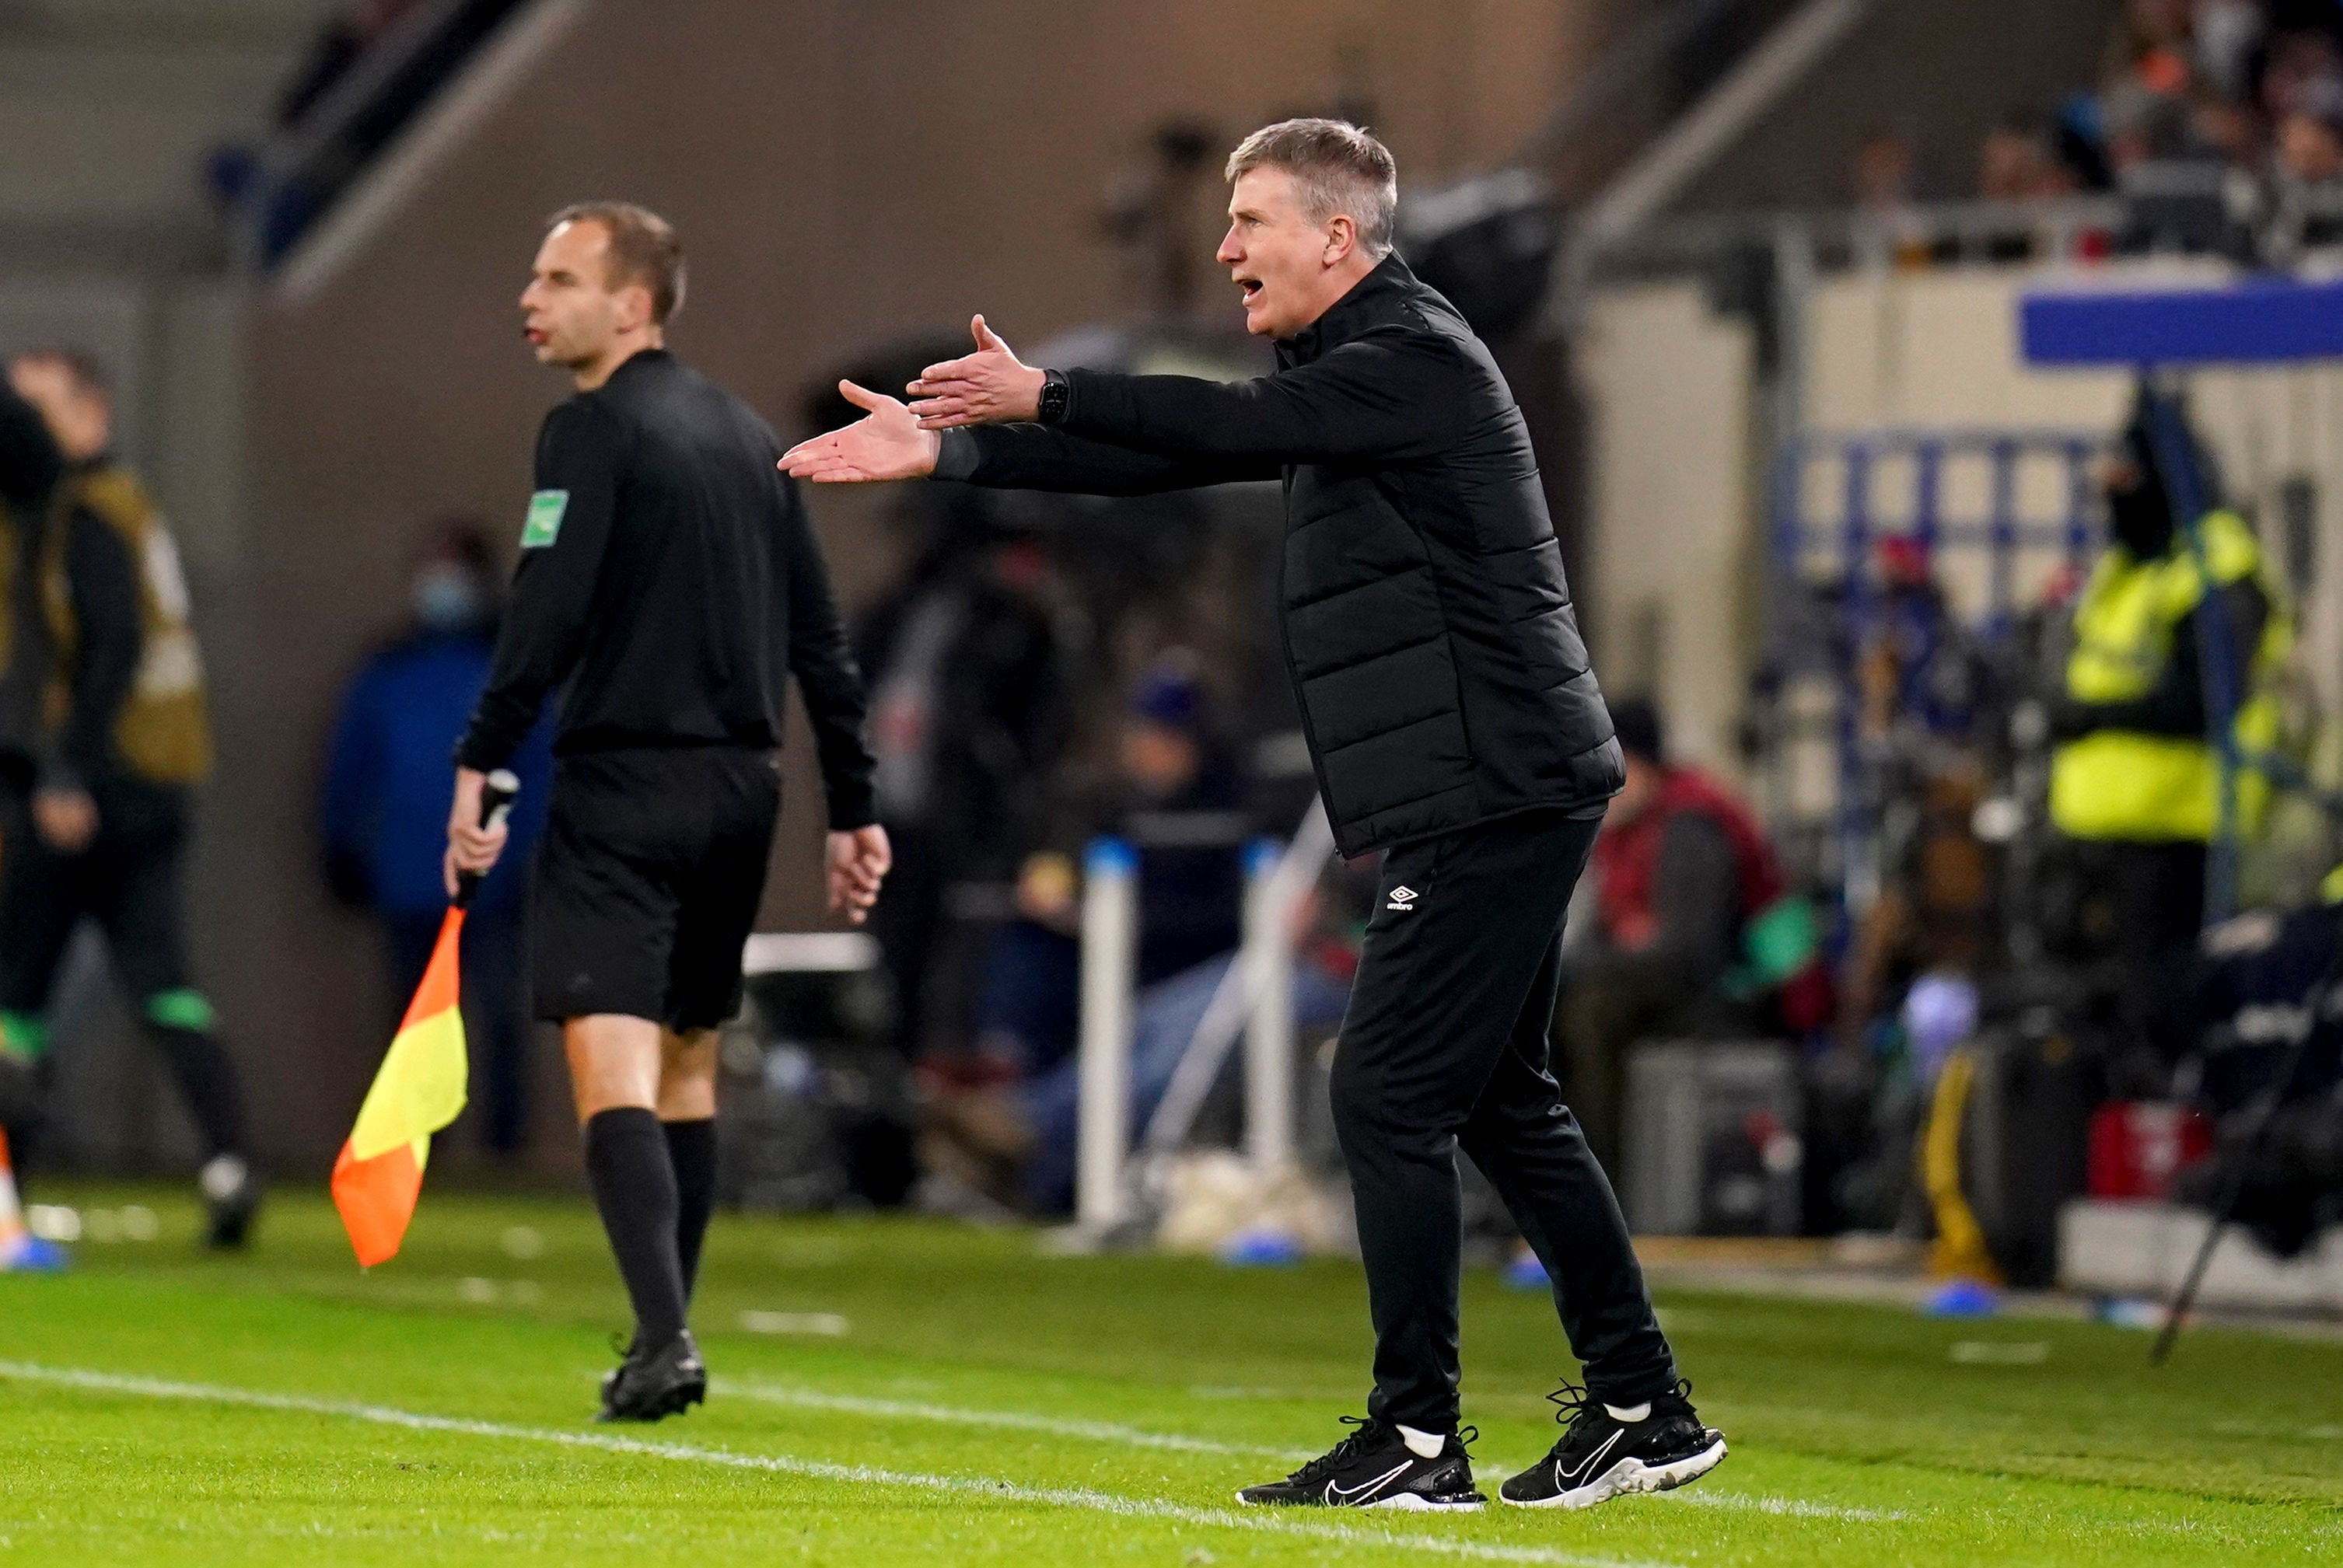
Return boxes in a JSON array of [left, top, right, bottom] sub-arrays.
[[1036, 368, 1071, 425]]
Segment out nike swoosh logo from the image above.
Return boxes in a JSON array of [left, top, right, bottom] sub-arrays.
[[1325, 1460, 1413, 1506], [1557, 1428, 1624, 1486]]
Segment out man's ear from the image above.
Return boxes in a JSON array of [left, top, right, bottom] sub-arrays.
[[1322, 214, 1358, 267], [616, 281, 656, 334]]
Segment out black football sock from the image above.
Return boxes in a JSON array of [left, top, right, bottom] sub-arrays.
[[148, 1023, 252, 1159], [583, 1107, 687, 1350], [664, 1117, 718, 1304]]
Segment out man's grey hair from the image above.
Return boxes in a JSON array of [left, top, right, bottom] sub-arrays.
[[1226, 118, 1398, 258]]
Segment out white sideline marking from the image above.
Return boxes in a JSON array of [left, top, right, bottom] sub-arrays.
[[0, 1361, 1680, 1568], [738, 1311, 850, 1337], [722, 1379, 1318, 1460], [2213, 1420, 2343, 1441], [725, 1379, 1904, 1521], [1948, 1341, 2050, 1366]]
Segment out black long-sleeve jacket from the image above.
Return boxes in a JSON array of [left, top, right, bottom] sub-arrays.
[[935, 253, 1620, 857], [0, 377, 63, 774], [457, 350, 876, 829]]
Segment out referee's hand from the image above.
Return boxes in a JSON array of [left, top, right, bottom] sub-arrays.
[[444, 767, 510, 898], [827, 825, 891, 925]]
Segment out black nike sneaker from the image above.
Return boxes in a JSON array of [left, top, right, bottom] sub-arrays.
[[596, 1330, 707, 1423], [1499, 1380, 1726, 1510], [1237, 1417, 1485, 1510], [598, 1332, 636, 1407]]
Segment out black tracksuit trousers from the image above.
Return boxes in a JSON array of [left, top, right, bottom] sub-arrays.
[[1333, 807, 1678, 1432]]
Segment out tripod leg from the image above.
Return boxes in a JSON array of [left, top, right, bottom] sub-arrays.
[[2149, 1026, 2314, 1364]]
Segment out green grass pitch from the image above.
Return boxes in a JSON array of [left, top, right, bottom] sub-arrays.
[[1, 1182, 2337, 1566]]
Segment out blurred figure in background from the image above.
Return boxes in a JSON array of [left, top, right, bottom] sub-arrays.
[[1558, 699, 1807, 1172], [858, 492, 1067, 1064], [984, 652, 1250, 1057], [0, 349, 261, 1245], [2051, 394, 2289, 1075], [2270, 77, 2343, 253], [1852, 127, 1935, 268], [1979, 113, 2077, 201], [1116, 651, 1250, 988], [925, 651, 1271, 1212], [323, 521, 551, 1154]]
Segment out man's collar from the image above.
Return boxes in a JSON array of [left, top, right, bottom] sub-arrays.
[[1278, 251, 1416, 364], [581, 344, 670, 392]]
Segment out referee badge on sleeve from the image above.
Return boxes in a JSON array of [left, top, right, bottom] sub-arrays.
[[521, 489, 569, 548]]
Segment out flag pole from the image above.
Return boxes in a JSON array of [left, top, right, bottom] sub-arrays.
[[331, 770, 519, 1267]]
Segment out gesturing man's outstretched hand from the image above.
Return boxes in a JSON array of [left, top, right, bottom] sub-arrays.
[[906, 316, 1045, 429], [777, 379, 939, 483]]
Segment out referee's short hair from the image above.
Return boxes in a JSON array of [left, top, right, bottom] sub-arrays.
[[548, 201, 686, 324]]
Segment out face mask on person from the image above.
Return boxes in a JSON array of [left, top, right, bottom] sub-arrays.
[[2107, 476, 2175, 559], [414, 564, 485, 632]]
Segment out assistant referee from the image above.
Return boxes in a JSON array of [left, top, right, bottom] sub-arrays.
[[448, 202, 889, 1423], [783, 120, 1722, 1513]]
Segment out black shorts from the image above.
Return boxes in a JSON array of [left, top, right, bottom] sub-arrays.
[[531, 747, 779, 1031]]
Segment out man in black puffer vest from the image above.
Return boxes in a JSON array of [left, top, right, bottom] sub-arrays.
[[783, 119, 1722, 1514]]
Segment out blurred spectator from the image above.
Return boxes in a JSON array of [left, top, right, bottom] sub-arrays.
[[1857, 536, 1999, 750], [2196, 0, 2269, 101], [1556, 699, 1813, 1172], [858, 494, 1068, 1062], [1980, 114, 2078, 201], [2269, 75, 2343, 253], [956, 651, 1247, 1077], [921, 652, 1277, 1213], [2277, 77, 2343, 180], [1852, 130, 1937, 269], [1939, 2, 2343, 264], [1977, 113, 2082, 260], [0, 350, 262, 1246], [965, 850, 1084, 1080], [1117, 651, 1252, 986], [323, 520, 550, 1155], [1853, 130, 1918, 208], [2048, 393, 2290, 1074], [2257, 23, 2343, 127], [2102, 0, 2200, 103]]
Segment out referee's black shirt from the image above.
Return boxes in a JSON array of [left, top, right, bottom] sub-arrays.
[[456, 348, 876, 829]]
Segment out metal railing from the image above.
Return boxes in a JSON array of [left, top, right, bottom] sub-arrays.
[[1594, 181, 2343, 285]]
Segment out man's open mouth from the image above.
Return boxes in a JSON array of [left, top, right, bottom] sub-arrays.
[[1237, 277, 1262, 302]]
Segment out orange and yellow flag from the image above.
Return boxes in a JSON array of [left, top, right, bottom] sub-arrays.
[[331, 908, 470, 1266]]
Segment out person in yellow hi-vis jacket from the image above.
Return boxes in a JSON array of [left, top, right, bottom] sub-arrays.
[[2051, 397, 2290, 1065], [0, 349, 259, 1248]]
